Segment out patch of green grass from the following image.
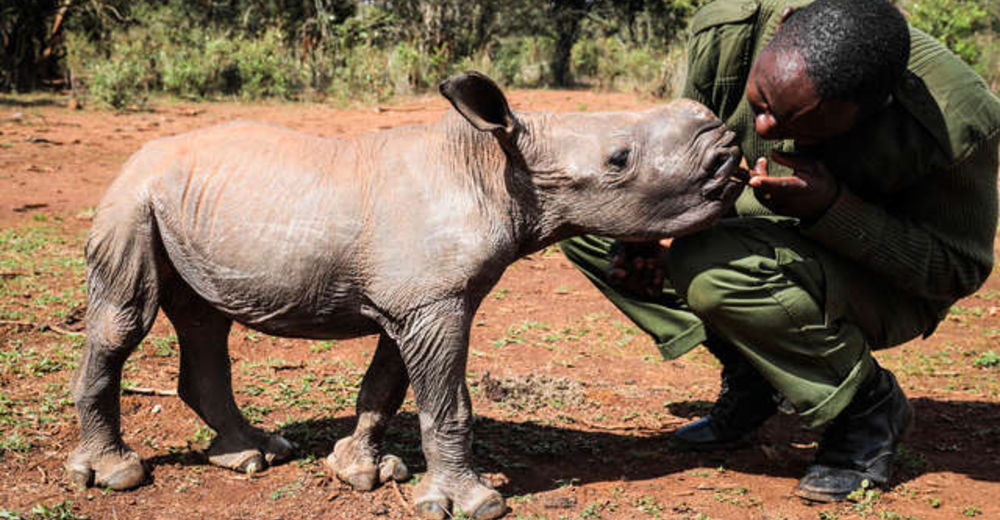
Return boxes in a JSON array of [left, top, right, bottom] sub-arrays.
[[0, 500, 85, 520], [973, 350, 1000, 368], [491, 288, 512, 301], [633, 495, 663, 517], [894, 444, 929, 472], [963, 505, 983, 517], [310, 340, 336, 353], [190, 424, 215, 447], [148, 334, 178, 357], [269, 479, 304, 500], [846, 481, 881, 516]]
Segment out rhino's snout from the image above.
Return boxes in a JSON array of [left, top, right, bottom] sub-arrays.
[[699, 129, 744, 202]]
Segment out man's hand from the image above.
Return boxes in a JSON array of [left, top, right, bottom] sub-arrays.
[[607, 240, 670, 298], [747, 151, 840, 222]]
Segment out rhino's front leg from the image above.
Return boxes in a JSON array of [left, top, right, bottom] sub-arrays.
[[326, 333, 411, 489], [397, 306, 505, 520]]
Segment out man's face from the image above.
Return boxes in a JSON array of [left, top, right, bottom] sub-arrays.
[[745, 48, 860, 145]]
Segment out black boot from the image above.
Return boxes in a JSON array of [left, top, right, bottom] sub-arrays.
[[674, 338, 778, 450], [795, 362, 913, 502]]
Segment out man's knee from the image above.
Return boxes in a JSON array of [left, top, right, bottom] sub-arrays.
[[668, 225, 750, 297]]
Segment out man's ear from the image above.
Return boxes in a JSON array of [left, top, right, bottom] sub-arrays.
[[439, 71, 516, 137]]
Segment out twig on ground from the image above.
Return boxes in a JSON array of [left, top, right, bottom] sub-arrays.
[[271, 362, 305, 371], [122, 385, 177, 397], [572, 417, 682, 433], [376, 105, 425, 113], [0, 319, 34, 327], [43, 323, 84, 336]]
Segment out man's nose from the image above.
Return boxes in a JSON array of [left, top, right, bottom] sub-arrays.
[[754, 111, 779, 139]]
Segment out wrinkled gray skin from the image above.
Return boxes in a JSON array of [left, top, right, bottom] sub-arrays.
[[66, 72, 741, 520]]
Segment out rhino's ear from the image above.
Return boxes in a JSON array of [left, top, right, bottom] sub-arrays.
[[439, 71, 515, 136]]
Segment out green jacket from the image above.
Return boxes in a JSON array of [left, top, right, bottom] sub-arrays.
[[682, 0, 1000, 303]]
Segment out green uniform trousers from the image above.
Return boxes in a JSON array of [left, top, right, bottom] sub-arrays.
[[560, 218, 945, 427]]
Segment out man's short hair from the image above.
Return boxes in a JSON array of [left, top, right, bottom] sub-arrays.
[[767, 0, 910, 113]]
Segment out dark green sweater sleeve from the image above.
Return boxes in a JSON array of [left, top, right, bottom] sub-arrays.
[[803, 139, 999, 301]]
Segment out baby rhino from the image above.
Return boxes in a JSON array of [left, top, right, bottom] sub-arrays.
[[67, 71, 743, 519]]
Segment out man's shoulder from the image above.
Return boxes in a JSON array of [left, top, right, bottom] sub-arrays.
[[900, 27, 1000, 162], [688, 0, 813, 37], [688, 0, 760, 36]]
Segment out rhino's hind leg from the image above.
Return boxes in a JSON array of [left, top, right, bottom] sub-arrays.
[[67, 218, 161, 490], [326, 334, 411, 490], [67, 305, 153, 490], [161, 281, 292, 474]]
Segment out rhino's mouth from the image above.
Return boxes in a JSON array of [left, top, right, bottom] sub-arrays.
[[701, 153, 747, 202]]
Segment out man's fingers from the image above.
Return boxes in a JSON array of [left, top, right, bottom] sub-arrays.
[[749, 174, 808, 189], [748, 157, 768, 178]]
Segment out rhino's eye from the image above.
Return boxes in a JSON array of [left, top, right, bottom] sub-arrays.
[[608, 148, 630, 169]]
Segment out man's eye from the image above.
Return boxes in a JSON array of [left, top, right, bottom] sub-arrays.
[[608, 148, 630, 169]]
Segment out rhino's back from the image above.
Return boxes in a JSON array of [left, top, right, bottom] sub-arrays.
[[134, 121, 377, 335]]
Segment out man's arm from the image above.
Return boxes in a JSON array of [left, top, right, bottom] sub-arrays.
[[803, 140, 999, 301]]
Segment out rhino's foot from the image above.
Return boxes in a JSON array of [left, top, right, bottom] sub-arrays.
[[206, 430, 293, 474], [324, 435, 409, 491], [414, 473, 506, 520], [66, 444, 146, 491]]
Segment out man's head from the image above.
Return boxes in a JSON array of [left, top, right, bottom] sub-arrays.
[[746, 0, 910, 144]]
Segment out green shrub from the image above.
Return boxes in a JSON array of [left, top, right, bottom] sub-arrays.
[[87, 39, 153, 110], [906, 0, 999, 90], [160, 35, 239, 98], [908, 0, 991, 66], [571, 37, 687, 98], [325, 44, 396, 104], [492, 36, 555, 87], [233, 28, 303, 100]]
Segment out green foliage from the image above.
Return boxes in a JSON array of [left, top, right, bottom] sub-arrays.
[[9, 0, 706, 102], [973, 350, 1000, 368], [572, 37, 687, 97], [905, 0, 999, 90], [908, 0, 990, 64], [0, 501, 84, 520]]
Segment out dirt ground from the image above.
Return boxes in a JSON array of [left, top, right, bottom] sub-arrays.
[[1, 90, 998, 520]]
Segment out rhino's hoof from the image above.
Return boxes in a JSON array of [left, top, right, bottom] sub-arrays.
[[264, 435, 294, 464], [65, 452, 93, 490], [67, 467, 92, 490], [415, 497, 450, 520], [66, 447, 145, 491], [378, 454, 409, 483], [207, 445, 265, 474], [470, 492, 507, 520], [95, 457, 146, 490]]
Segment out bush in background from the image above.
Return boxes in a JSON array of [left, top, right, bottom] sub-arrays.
[[6, 0, 997, 107], [904, 0, 999, 91]]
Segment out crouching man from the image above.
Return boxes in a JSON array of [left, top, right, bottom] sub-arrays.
[[562, 0, 1000, 501]]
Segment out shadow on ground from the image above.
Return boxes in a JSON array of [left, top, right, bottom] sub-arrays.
[[145, 397, 1000, 496]]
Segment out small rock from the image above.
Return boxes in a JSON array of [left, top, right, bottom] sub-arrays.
[[151, 404, 162, 414], [67, 97, 81, 110], [370, 505, 388, 515]]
